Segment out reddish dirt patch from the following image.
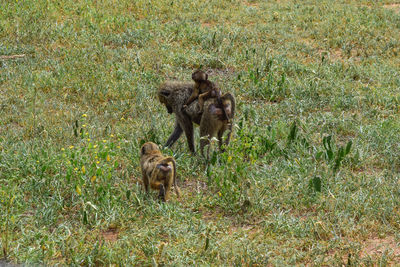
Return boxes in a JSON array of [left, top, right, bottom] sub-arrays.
[[243, 1, 259, 8], [351, 166, 384, 177], [330, 48, 344, 61], [361, 236, 400, 259], [297, 38, 362, 64], [384, 4, 400, 13], [201, 22, 214, 28], [102, 228, 119, 243]]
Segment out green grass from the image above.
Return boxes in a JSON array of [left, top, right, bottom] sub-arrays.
[[1, 0, 400, 265]]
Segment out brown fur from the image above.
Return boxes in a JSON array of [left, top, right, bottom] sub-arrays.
[[158, 81, 235, 155], [199, 93, 235, 158], [140, 142, 181, 201], [183, 70, 229, 121]]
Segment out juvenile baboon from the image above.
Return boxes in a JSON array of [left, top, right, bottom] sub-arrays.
[[183, 70, 229, 121], [199, 94, 235, 157], [140, 142, 181, 201], [158, 81, 235, 155]]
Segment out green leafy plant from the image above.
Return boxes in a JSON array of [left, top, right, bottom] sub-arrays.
[[316, 135, 353, 172]]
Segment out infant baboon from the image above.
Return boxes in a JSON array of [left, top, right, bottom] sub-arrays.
[[140, 142, 181, 201], [183, 70, 229, 121], [158, 81, 235, 155]]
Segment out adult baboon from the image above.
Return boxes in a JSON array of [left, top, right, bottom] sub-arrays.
[[158, 81, 235, 155]]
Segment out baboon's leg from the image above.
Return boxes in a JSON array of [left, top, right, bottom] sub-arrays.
[[150, 181, 163, 190], [199, 140, 210, 159], [165, 120, 183, 148], [185, 91, 198, 107], [150, 180, 166, 201], [142, 172, 150, 193], [199, 126, 211, 158], [185, 87, 199, 107], [158, 184, 165, 202], [177, 114, 195, 153], [163, 179, 172, 201]]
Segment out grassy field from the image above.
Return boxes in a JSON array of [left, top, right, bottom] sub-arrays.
[[1, 0, 400, 265]]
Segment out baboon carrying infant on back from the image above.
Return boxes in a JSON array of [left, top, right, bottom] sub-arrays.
[[158, 71, 235, 156], [183, 70, 229, 121], [140, 71, 235, 201]]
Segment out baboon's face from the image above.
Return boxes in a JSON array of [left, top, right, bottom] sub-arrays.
[[141, 142, 160, 156], [158, 90, 173, 113]]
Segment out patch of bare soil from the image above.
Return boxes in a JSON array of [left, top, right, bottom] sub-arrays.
[[181, 178, 208, 194], [228, 224, 261, 237], [243, 1, 259, 8], [0, 260, 19, 267], [320, 48, 361, 63], [102, 228, 119, 243], [0, 54, 26, 60], [384, 4, 400, 13], [201, 22, 214, 28], [361, 236, 400, 259], [295, 40, 362, 64]]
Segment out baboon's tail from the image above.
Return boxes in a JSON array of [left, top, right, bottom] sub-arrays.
[[159, 157, 180, 198], [216, 90, 229, 121]]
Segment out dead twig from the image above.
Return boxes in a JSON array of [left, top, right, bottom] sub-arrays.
[[0, 54, 26, 60]]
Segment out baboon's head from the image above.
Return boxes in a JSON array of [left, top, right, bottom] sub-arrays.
[[140, 142, 160, 156], [158, 87, 173, 114], [192, 70, 208, 82]]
